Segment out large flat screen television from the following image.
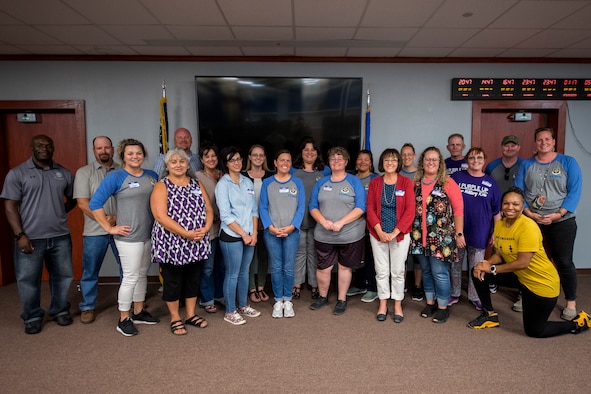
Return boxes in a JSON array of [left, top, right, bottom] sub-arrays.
[[195, 76, 363, 169]]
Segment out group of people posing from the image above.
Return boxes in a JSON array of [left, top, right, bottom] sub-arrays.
[[2, 127, 589, 338]]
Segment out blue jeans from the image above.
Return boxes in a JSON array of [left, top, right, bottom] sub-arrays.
[[14, 234, 73, 323], [264, 229, 300, 301], [200, 238, 224, 306], [417, 255, 450, 307], [220, 240, 255, 313], [79, 234, 120, 311]]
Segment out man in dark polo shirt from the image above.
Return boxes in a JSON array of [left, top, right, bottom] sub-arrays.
[[1, 134, 76, 334]]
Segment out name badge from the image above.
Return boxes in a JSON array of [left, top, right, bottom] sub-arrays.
[[432, 190, 443, 197], [279, 187, 289, 194], [191, 188, 202, 195], [128, 182, 140, 188], [247, 189, 255, 196], [395, 190, 405, 196], [323, 185, 333, 192]]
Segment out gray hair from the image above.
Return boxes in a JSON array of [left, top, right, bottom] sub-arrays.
[[164, 148, 190, 163]]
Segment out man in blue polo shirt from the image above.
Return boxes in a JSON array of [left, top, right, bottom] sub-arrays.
[[1, 134, 76, 334]]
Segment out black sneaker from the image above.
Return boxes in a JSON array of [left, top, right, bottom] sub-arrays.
[[333, 300, 347, 315], [131, 309, 160, 325], [310, 296, 328, 310], [117, 317, 138, 337], [467, 311, 500, 329], [411, 286, 424, 301], [24, 320, 43, 335]]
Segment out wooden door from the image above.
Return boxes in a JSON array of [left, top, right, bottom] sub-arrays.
[[471, 100, 566, 160], [0, 100, 86, 286]]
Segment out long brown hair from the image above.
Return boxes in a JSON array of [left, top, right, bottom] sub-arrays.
[[415, 146, 448, 184]]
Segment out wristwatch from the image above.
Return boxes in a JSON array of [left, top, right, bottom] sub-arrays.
[[490, 265, 497, 276], [13, 232, 25, 241], [456, 232, 463, 237]]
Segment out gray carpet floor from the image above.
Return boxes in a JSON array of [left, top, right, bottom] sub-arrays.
[[0, 274, 589, 393]]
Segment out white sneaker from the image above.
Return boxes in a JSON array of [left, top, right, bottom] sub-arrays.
[[283, 301, 295, 318], [238, 305, 261, 318], [224, 311, 246, 325], [512, 298, 523, 312], [272, 301, 284, 318]]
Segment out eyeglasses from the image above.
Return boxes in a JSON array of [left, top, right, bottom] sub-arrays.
[[250, 154, 265, 158], [467, 156, 485, 161], [504, 167, 511, 181], [329, 157, 345, 162], [423, 158, 440, 162], [228, 157, 243, 163]]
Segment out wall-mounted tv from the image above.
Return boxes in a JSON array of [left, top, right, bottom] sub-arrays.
[[195, 76, 363, 169]]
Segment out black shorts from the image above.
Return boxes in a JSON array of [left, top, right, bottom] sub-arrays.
[[161, 261, 202, 302], [315, 238, 365, 270]]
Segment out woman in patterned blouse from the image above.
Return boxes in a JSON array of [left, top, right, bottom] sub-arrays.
[[151, 148, 213, 335]]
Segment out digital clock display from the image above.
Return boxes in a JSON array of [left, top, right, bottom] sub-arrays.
[[452, 78, 591, 100]]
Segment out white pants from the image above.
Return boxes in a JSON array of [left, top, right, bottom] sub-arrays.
[[115, 240, 151, 311], [370, 233, 411, 301]]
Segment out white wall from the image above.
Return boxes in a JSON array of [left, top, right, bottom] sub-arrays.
[[1, 60, 590, 274]]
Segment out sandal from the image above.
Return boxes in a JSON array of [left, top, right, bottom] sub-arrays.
[[311, 287, 319, 299], [420, 304, 437, 318], [292, 286, 301, 299], [185, 315, 208, 328], [204, 304, 217, 313], [257, 289, 270, 302], [170, 320, 187, 336], [249, 290, 261, 303], [432, 308, 449, 323]]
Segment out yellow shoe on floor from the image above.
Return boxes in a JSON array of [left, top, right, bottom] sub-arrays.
[[571, 311, 591, 328]]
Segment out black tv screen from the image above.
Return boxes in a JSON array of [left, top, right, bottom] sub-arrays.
[[195, 76, 363, 169]]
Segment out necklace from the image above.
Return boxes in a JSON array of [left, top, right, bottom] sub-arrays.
[[383, 183, 396, 205], [421, 177, 436, 185]]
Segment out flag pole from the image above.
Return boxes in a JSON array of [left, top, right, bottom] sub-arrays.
[[364, 88, 371, 151], [159, 80, 169, 154]]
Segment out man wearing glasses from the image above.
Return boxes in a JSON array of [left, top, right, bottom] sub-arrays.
[[485, 135, 523, 193]]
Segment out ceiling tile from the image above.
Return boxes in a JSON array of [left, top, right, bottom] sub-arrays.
[[398, 47, 453, 57], [548, 48, 591, 57], [362, 0, 443, 27], [463, 29, 541, 48], [489, 0, 586, 29], [355, 27, 418, 41], [101, 26, 174, 46], [63, 0, 158, 24], [140, 0, 226, 25], [449, 47, 507, 57], [0, 26, 62, 45], [0, 0, 89, 24], [16, 45, 84, 55], [74, 45, 139, 55], [426, 0, 516, 28], [516, 29, 591, 49], [219, 0, 292, 26], [296, 27, 356, 40], [346, 47, 401, 57], [130, 45, 191, 56], [499, 47, 558, 57], [168, 26, 234, 40], [232, 26, 293, 40], [36, 25, 121, 45], [187, 46, 243, 56], [295, 0, 367, 26], [296, 47, 348, 57], [242, 46, 294, 56], [407, 28, 480, 47], [552, 3, 591, 28], [0, 44, 29, 54]]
